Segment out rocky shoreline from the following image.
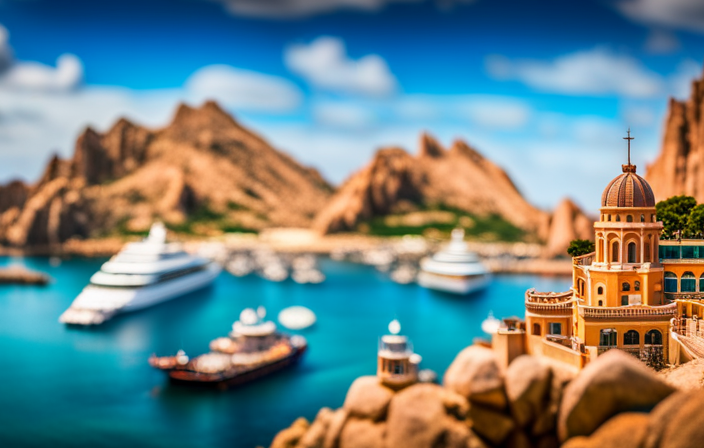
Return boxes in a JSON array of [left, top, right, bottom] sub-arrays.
[[269, 347, 703, 448], [0, 266, 50, 285]]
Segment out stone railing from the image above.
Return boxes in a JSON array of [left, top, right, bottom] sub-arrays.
[[579, 302, 677, 320], [525, 289, 574, 315], [573, 252, 595, 267], [665, 292, 704, 301]]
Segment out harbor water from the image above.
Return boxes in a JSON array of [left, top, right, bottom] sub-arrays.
[[0, 256, 570, 448]]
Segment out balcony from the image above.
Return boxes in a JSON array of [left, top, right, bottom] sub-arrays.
[[525, 289, 574, 315], [573, 252, 594, 267], [579, 302, 677, 320]]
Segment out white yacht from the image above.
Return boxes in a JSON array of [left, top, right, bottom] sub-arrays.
[[417, 228, 490, 295], [59, 223, 221, 325]]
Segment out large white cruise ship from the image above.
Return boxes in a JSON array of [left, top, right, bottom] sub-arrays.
[[59, 223, 221, 325], [417, 228, 490, 295]]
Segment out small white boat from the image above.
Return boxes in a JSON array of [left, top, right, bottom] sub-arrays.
[[417, 228, 490, 295], [481, 311, 501, 334], [278, 306, 316, 330], [59, 223, 221, 325]]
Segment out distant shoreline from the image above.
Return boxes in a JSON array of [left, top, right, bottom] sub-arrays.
[[0, 230, 573, 277]]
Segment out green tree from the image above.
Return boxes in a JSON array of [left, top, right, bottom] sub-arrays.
[[567, 239, 595, 257], [687, 204, 704, 238], [656, 195, 697, 239]]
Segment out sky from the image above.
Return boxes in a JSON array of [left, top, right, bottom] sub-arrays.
[[1, 0, 704, 212]]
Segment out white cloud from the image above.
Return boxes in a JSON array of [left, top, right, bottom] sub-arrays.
[[285, 36, 397, 96], [622, 106, 656, 127], [616, 0, 704, 33], [644, 29, 680, 54], [457, 96, 531, 129], [208, 0, 422, 19], [185, 65, 302, 112], [0, 54, 83, 92], [312, 101, 376, 129], [486, 48, 664, 98]]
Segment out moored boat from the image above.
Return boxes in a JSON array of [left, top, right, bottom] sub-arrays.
[[59, 223, 221, 325], [417, 228, 491, 295], [149, 307, 307, 388]]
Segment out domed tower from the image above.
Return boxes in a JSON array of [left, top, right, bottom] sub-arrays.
[[377, 319, 421, 389], [588, 131, 664, 308]]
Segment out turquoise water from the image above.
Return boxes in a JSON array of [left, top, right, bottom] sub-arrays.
[[0, 256, 570, 448]]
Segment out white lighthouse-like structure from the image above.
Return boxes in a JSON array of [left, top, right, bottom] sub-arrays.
[[377, 319, 421, 389]]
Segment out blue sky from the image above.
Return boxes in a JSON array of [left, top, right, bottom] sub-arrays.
[[1, 0, 704, 212]]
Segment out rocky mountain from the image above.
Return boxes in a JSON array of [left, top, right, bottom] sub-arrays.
[[544, 198, 594, 258], [0, 101, 332, 247], [646, 69, 704, 201], [315, 133, 562, 241]]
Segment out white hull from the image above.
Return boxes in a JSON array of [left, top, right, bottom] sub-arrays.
[[417, 271, 490, 295], [60, 263, 221, 325]]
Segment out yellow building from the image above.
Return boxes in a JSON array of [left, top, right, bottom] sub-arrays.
[[523, 147, 678, 368]]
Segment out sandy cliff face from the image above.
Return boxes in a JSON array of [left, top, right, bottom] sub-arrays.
[[0, 101, 332, 247], [314, 133, 551, 239], [646, 70, 704, 201]]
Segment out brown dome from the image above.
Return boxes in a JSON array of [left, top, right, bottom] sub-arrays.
[[601, 164, 655, 208]]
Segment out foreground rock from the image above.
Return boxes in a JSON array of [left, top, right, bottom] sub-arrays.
[[557, 350, 675, 441], [271, 346, 700, 448]]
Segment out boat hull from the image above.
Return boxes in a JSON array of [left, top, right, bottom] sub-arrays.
[[164, 346, 307, 389], [417, 271, 490, 295]]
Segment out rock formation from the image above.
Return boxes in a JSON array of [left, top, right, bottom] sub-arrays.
[[313, 134, 551, 239], [646, 68, 704, 202], [270, 348, 704, 448], [0, 101, 332, 247], [544, 198, 594, 258]]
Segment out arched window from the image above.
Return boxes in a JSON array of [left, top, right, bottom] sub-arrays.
[[612, 241, 620, 263], [533, 323, 541, 336], [616, 215, 621, 222], [664, 272, 678, 293], [635, 281, 641, 291], [628, 242, 637, 263], [627, 215, 633, 222], [699, 274, 704, 293], [624, 330, 640, 345], [641, 214, 645, 222], [682, 272, 696, 292], [600, 329, 617, 347], [645, 243, 651, 263], [598, 300, 603, 306], [645, 329, 663, 345], [608, 215, 612, 222], [597, 286, 604, 295], [622, 282, 630, 292]]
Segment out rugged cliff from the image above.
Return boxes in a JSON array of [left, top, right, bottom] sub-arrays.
[[0, 101, 332, 247], [544, 198, 594, 258], [314, 134, 552, 241], [646, 69, 704, 202]]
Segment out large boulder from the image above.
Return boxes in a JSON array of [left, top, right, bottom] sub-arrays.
[[653, 389, 704, 448], [643, 391, 689, 448], [557, 350, 675, 441], [270, 417, 309, 448], [562, 413, 651, 448], [444, 345, 507, 410], [322, 409, 348, 448], [505, 355, 552, 427], [467, 404, 515, 446], [298, 408, 334, 448], [342, 376, 395, 422], [386, 383, 468, 448], [338, 418, 385, 448], [532, 358, 578, 437]]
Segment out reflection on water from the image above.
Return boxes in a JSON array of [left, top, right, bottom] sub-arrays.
[[0, 256, 570, 448]]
